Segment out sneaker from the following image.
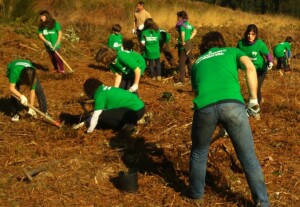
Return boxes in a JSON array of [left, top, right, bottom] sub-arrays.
[[173, 82, 184, 86], [11, 114, 20, 122], [59, 70, 65, 74], [157, 76, 162, 81], [181, 189, 204, 206]]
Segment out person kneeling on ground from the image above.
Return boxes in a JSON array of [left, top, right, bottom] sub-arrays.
[[7, 59, 48, 122], [96, 47, 146, 93], [79, 78, 145, 134]]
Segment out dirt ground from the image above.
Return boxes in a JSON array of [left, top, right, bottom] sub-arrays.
[[0, 26, 299, 207]]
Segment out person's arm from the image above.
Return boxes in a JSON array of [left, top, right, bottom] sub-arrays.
[[29, 89, 36, 106], [56, 30, 62, 46], [133, 67, 141, 85], [87, 110, 103, 133], [114, 73, 122, 87], [240, 56, 257, 99], [9, 83, 28, 106], [181, 31, 185, 45], [191, 28, 197, 40], [38, 33, 50, 45]]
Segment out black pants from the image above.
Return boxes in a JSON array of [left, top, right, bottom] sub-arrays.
[[96, 107, 145, 130], [276, 56, 289, 70], [178, 49, 192, 83], [11, 79, 47, 114], [257, 69, 267, 105]]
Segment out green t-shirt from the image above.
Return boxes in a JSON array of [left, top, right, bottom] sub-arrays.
[[107, 33, 123, 52], [109, 50, 146, 78], [273, 42, 291, 58], [141, 29, 161, 59], [177, 21, 195, 50], [6, 59, 36, 89], [191, 47, 246, 110], [237, 39, 269, 71], [38, 21, 62, 51], [94, 85, 144, 111]]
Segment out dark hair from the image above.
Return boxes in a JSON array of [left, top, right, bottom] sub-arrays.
[[177, 10, 188, 20], [137, 1, 144, 6], [95, 47, 117, 64], [39, 10, 56, 30], [112, 24, 121, 33], [285, 36, 293, 43], [83, 78, 103, 98], [244, 24, 258, 40], [143, 18, 159, 31], [20, 67, 36, 88], [199, 31, 226, 55]]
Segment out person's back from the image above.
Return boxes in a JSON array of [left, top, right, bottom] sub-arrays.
[[141, 29, 161, 59]]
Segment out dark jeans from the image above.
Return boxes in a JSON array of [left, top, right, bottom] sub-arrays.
[[148, 58, 161, 78], [47, 49, 64, 72], [11, 79, 47, 114], [120, 76, 134, 90], [178, 47, 192, 83], [97, 106, 145, 129], [189, 102, 269, 206], [257, 69, 267, 104], [276, 56, 289, 70]]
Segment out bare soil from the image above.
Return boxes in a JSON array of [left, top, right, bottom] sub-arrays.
[[0, 25, 299, 207]]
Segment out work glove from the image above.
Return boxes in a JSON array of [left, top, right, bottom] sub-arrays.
[[267, 62, 273, 70], [20, 95, 28, 106], [27, 108, 37, 119], [132, 29, 136, 34], [247, 99, 260, 117], [129, 84, 138, 93], [45, 41, 52, 47]]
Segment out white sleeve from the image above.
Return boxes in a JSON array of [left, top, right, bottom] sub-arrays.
[[87, 110, 103, 133]]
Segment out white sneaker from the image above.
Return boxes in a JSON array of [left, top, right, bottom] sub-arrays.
[[253, 113, 261, 120], [11, 114, 20, 122]]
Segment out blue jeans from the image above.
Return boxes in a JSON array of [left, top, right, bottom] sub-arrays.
[[189, 102, 269, 207]]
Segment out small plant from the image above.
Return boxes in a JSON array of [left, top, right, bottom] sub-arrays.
[[63, 25, 80, 43]]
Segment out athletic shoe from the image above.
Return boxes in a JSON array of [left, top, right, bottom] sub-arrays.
[[59, 70, 65, 74], [181, 188, 204, 206], [157, 76, 162, 81], [11, 114, 20, 122]]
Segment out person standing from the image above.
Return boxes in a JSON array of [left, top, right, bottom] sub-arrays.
[[273, 36, 293, 71], [107, 24, 124, 52], [38, 10, 65, 74], [7, 59, 48, 122], [133, 1, 151, 41], [175, 10, 197, 86], [183, 31, 269, 207], [96, 47, 146, 92], [141, 18, 162, 81], [237, 24, 273, 119], [79, 78, 145, 134]]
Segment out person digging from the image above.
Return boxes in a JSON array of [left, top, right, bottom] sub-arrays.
[[73, 78, 145, 134], [7, 59, 50, 122]]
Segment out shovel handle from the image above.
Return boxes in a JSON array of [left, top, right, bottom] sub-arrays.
[[11, 94, 61, 127]]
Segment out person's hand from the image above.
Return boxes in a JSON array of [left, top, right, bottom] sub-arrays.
[[267, 62, 273, 70], [247, 99, 260, 117], [73, 122, 85, 130], [129, 84, 138, 92], [27, 108, 37, 118], [86, 129, 93, 134], [45, 41, 52, 47], [20, 95, 28, 106], [132, 28, 136, 34]]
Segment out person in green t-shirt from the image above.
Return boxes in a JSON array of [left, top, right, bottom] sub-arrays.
[[141, 18, 162, 81], [80, 78, 145, 134], [159, 29, 175, 66], [107, 24, 123, 52], [6, 60, 48, 122], [38, 10, 65, 73], [96, 47, 146, 93], [175, 10, 197, 85], [237, 24, 273, 116], [182, 31, 269, 207], [273, 36, 293, 71]]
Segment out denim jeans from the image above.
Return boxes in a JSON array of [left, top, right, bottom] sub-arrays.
[[148, 58, 161, 78], [189, 102, 269, 207]]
